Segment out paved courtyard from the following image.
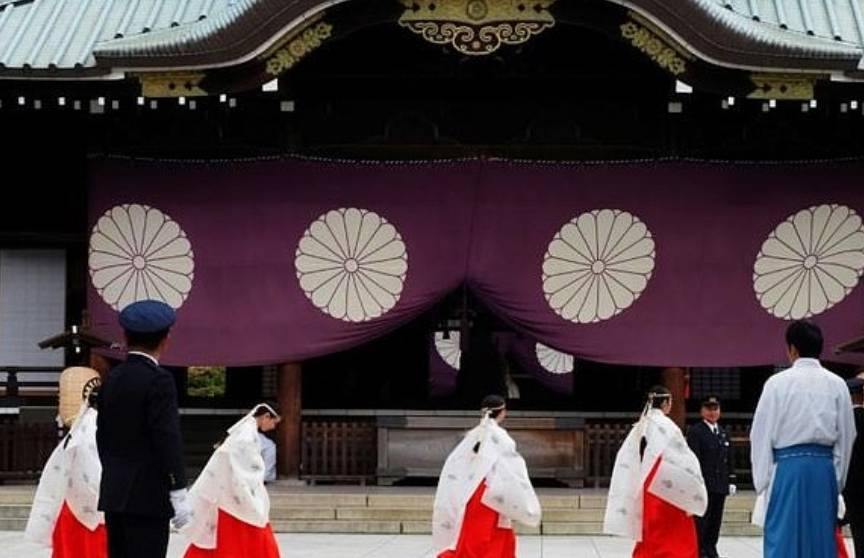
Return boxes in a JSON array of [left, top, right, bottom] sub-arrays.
[[1, 531, 836, 557]]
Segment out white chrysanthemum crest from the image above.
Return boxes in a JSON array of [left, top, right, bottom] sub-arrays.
[[434, 331, 461, 369], [295, 208, 408, 322], [754, 204, 864, 319], [543, 209, 655, 324], [535, 343, 574, 374], [89, 204, 195, 311]]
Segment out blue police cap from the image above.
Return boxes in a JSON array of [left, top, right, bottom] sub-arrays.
[[119, 300, 176, 333], [847, 377, 864, 395]]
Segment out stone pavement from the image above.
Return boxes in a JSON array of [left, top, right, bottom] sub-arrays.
[[1, 531, 806, 557]]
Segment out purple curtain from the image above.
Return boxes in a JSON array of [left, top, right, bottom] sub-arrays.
[[88, 159, 864, 367]]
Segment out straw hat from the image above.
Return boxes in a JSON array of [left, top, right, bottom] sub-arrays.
[[58, 366, 100, 426]]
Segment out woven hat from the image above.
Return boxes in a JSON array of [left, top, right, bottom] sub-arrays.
[[58, 366, 100, 426]]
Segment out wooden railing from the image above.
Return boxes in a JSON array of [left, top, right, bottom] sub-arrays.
[[0, 412, 751, 486], [296, 415, 754, 486], [0, 421, 59, 481], [725, 422, 753, 487], [585, 421, 631, 488], [300, 419, 376, 484]]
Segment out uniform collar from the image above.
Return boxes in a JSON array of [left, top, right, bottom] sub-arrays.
[[127, 351, 159, 366]]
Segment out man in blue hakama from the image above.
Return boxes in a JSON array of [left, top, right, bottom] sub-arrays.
[[750, 321, 856, 558]]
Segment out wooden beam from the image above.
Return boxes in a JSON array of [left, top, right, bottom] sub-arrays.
[[277, 362, 302, 478]]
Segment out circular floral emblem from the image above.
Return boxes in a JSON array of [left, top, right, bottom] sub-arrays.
[[89, 204, 194, 310], [434, 331, 461, 369], [295, 208, 408, 322], [535, 343, 574, 374], [543, 209, 655, 323], [754, 204, 864, 319]]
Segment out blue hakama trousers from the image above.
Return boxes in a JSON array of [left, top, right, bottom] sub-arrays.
[[765, 443, 838, 558]]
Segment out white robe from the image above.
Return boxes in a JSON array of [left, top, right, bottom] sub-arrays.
[[603, 409, 707, 541], [25, 405, 103, 547], [749, 358, 855, 525], [432, 418, 541, 555], [184, 411, 270, 550]]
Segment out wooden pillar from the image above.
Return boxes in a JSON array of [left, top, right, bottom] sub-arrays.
[[662, 367, 687, 428], [277, 362, 302, 478]]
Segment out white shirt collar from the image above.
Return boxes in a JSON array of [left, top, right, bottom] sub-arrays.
[[792, 357, 821, 368], [703, 420, 718, 432], [127, 351, 159, 366]]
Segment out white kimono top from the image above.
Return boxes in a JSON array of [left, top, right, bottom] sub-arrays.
[[604, 408, 707, 541], [25, 405, 103, 547], [184, 410, 271, 549]]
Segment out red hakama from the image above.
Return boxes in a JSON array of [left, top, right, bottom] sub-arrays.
[[184, 509, 280, 558], [836, 527, 850, 558], [50, 501, 107, 558], [633, 457, 699, 558], [438, 483, 516, 558]]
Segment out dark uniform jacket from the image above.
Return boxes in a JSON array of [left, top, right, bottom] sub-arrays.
[[843, 407, 864, 519], [686, 420, 731, 495], [96, 353, 186, 518]]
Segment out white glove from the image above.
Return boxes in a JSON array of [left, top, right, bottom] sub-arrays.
[[728, 484, 737, 496], [170, 488, 192, 530], [839, 494, 847, 520]]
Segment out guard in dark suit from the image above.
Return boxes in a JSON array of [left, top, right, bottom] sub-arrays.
[[97, 300, 190, 558], [843, 377, 864, 558], [686, 395, 734, 558]]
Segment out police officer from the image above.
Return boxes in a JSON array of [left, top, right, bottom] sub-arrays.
[[686, 395, 735, 558], [96, 300, 190, 558], [843, 377, 864, 558]]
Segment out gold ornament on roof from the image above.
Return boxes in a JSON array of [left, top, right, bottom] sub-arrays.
[[619, 18, 687, 76], [265, 21, 334, 76], [398, 0, 556, 56]]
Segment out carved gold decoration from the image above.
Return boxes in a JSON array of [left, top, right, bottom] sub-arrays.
[[265, 21, 333, 76], [619, 19, 686, 76], [139, 72, 206, 98], [398, 0, 556, 56], [749, 74, 816, 100]]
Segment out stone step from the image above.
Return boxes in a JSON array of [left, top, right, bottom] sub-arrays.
[[0, 518, 26, 530], [337, 508, 431, 521], [578, 495, 607, 509], [271, 520, 402, 534], [0, 491, 35, 505], [542, 522, 602, 536], [543, 509, 605, 522], [367, 494, 434, 508], [0, 505, 31, 518], [365, 494, 584, 509], [0, 489, 764, 536], [268, 494, 367, 508], [269, 508, 336, 520]]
